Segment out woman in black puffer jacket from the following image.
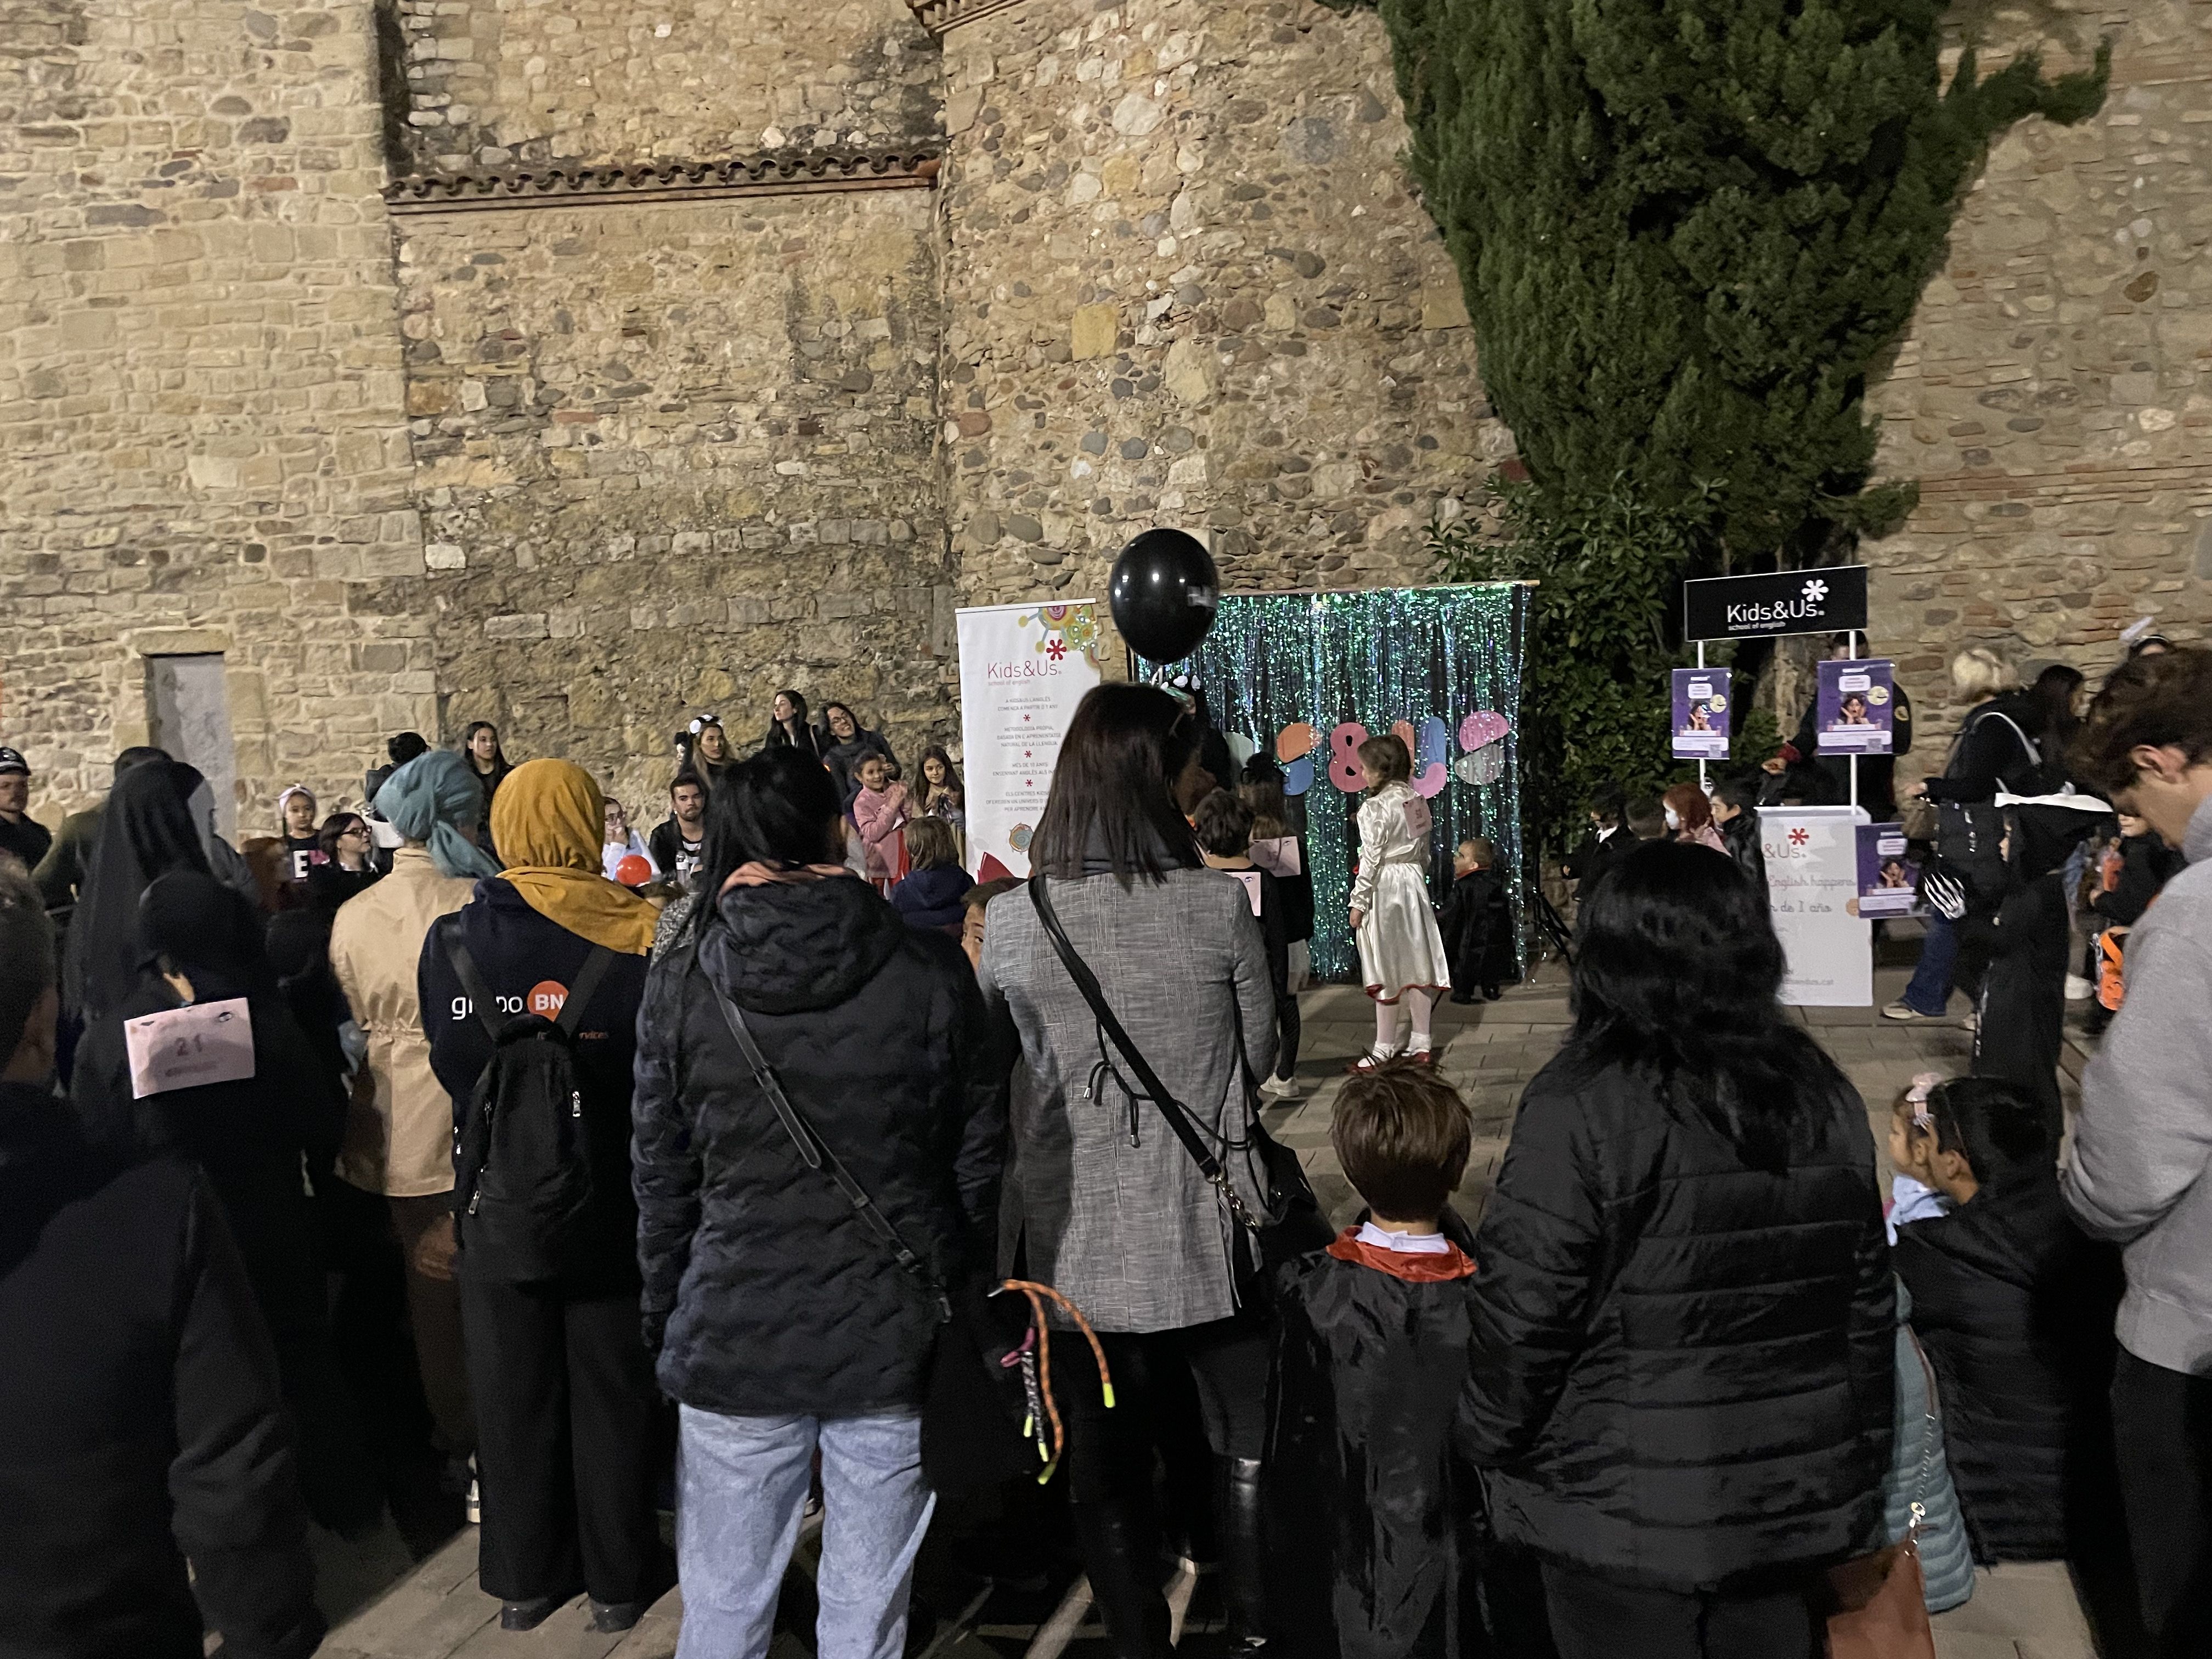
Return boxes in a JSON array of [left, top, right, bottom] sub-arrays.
[[1463, 840, 1894, 1659], [631, 747, 1004, 1658]]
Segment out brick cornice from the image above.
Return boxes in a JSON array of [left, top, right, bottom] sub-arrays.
[[907, 0, 1028, 37], [383, 149, 940, 216]]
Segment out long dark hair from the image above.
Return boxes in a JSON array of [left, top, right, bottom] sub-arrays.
[[820, 701, 864, 748], [1030, 684, 1201, 884], [764, 689, 819, 757], [692, 748, 847, 928], [2026, 663, 2084, 753], [916, 743, 963, 811], [460, 720, 511, 782], [1566, 839, 1846, 1170]]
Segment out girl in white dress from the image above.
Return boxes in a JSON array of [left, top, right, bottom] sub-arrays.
[[1348, 733, 1454, 1068]]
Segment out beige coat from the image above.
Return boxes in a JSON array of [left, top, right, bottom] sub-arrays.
[[330, 846, 478, 1196]]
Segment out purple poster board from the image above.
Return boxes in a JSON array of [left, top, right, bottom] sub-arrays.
[[1671, 667, 1731, 760], [1855, 823, 1922, 918], [1816, 658, 1894, 756]]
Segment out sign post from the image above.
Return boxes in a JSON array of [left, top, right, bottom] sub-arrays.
[[1679, 566, 1876, 1008]]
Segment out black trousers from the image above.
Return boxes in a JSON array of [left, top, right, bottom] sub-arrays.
[[457, 1269, 664, 1604], [2112, 1348, 2212, 1655], [1972, 873, 2069, 1135], [1061, 1314, 1272, 1506], [1540, 1562, 1818, 1659], [1272, 991, 1302, 1082]]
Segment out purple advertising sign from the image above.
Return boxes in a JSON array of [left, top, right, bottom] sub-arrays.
[[1671, 667, 1731, 761], [1855, 823, 1921, 918], [1816, 658, 1895, 756]]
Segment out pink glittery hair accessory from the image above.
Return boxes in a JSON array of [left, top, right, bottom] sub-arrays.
[[1906, 1072, 1941, 1131]]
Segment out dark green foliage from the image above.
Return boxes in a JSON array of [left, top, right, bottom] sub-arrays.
[[1362, 0, 2106, 846]]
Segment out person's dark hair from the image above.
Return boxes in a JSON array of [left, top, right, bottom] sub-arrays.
[[2073, 648, 2212, 798], [904, 815, 958, 872], [1331, 1058, 1473, 1221], [1191, 788, 1254, 858], [0, 865, 55, 1064], [1238, 755, 1290, 837], [1624, 795, 1667, 839], [387, 731, 430, 768], [1356, 732, 1412, 789], [2128, 633, 2173, 658], [112, 745, 170, 782], [1586, 783, 1627, 829], [668, 768, 708, 807], [1569, 839, 1847, 1171], [1712, 775, 1760, 815], [821, 701, 862, 743], [1920, 1076, 2049, 1184], [915, 744, 964, 810], [139, 870, 270, 984], [963, 876, 1024, 916], [695, 748, 846, 915], [1029, 684, 1202, 885], [316, 812, 366, 861], [1459, 836, 1496, 868], [2026, 663, 2085, 748]]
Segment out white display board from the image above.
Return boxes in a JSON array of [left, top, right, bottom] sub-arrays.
[[955, 599, 1105, 878], [1762, 805, 1872, 1007]]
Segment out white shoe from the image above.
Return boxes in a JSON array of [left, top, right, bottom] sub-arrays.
[[1881, 1001, 1926, 1022], [1350, 1046, 1401, 1074], [1257, 1074, 1304, 1101], [2064, 974, 2094, 1002], [466, 1457, 481, 1526]]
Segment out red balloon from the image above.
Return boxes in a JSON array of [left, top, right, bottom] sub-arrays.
[[614, 854, 654, 888]]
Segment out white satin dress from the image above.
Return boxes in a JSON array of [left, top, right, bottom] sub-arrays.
[[1351, 781, 1453, 1001]]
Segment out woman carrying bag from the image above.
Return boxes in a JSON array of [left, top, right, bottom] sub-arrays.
[[631, 747, 1005, 1659], [977, 683, 1285, 1659]]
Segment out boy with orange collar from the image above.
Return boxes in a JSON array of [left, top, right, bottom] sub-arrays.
[[1267, 1060, 1520, 1656]]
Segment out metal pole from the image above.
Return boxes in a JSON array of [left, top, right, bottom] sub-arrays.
[[1848, 630, 1859, 810], [1697, 640, 1708, 793]]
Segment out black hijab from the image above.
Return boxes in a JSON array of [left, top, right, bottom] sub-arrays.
[[63, 760, 213, 1022]]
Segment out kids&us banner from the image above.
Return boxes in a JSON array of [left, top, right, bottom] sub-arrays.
[[1671, 667, 1731, 761], [955, 600, 1106, 879]]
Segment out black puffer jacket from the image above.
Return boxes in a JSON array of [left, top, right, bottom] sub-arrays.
[[1891, 1168, 2123, 1562], [1462, 1047, 1894, 1589], [631, 874, 1005, 1416]]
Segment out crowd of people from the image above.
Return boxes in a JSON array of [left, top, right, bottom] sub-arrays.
[[0, 637, 2205, 1659]]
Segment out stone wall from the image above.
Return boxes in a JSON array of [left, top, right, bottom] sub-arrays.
[[386, 0, 940, 174], [0, 0, 424, 829], [394, 185, 953, 817], [1867, 0, 2212, 763], [936, 0, 1515, 640]]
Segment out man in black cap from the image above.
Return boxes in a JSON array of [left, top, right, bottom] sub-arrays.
[[0, 748, 50, 874]]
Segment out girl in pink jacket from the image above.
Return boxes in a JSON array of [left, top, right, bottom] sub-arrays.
[[851, 753, 911, 888]]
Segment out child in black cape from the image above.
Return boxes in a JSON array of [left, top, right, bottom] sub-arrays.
[[1266, 1060, 1549, 1658], [1439, 837, 1515, 1004]]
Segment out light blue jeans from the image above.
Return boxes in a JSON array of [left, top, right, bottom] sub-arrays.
[[675, 1406, 934, 1659]]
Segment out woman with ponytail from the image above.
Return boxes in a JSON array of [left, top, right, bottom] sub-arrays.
[[1462, 839, 1893, 1659]]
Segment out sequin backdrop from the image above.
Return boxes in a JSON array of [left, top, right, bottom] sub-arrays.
[[1146, 584, 1530, 980]]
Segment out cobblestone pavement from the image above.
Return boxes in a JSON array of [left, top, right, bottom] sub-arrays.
[[313, 964, 2104, 1659]]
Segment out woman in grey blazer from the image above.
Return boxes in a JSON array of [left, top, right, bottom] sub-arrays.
[[979, 684, 1278, 1659]]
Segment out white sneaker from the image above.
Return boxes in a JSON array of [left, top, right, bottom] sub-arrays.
[[466, 1457, 481, 1526], [2064, 974, 2094, 1002], [1258, 1074, 1304, 1101], [1881, 1001, 1926, 1022]]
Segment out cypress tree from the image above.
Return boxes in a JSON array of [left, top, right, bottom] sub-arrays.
[[1344, 1, 2107, 840]]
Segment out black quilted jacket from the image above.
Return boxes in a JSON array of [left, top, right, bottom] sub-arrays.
[[631, 876, 1005, 1415], [1462, 1046, 1895, 1590]]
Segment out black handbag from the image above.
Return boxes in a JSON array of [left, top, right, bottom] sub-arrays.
[[704, 975, 1036, 1494], [1028, 874, 1333, 1283]]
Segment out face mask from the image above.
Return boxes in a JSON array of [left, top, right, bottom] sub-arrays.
[[1663, 807, 1681, 831]]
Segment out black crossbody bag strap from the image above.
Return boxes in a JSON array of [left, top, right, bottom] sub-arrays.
[[556, 945, 617, 1035], [439, 915, 504, 1041], [1028, 874, 1260, 1231], [709, 983, 951, 1322]]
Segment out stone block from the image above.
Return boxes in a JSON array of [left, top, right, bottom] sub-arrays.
[[1071, 303, 1119, 360]]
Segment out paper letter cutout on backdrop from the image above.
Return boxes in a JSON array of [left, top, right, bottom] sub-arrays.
[[1459, 711, 1511, 751], [1328, 721, 1370, 792]]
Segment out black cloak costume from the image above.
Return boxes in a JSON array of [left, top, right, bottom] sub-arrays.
[[61, 759, 212, 1025]]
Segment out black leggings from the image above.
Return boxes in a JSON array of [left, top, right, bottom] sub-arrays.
[[1060, 1314, 1271, 1507], [1272, 992, 1301, 1082], [1541, 1561, 1819, 1659]]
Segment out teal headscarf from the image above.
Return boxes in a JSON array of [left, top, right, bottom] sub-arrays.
[[375, 749, 501, 880]]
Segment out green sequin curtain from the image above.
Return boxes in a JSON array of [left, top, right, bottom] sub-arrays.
[[1147, 584, 1530, 980]]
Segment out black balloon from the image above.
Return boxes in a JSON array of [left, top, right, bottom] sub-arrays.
[[1109, 529, 1220, 663]]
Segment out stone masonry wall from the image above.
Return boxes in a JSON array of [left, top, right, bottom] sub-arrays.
[[1867, 0, 2212, 769], [386, 0, 939, 175], [938, 0, 1516, 637], [0, 0, 425, 828], [394, 187, 953, 817]]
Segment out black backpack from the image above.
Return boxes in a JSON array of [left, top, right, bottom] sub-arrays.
[[442, 916, 614, 1282]]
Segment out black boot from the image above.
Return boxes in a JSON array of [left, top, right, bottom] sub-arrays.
[[1069, 1502, 1173, 1659], [1220, 1457, 1269, 1652]]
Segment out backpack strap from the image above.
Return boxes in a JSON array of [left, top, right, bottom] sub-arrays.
[[557, 945, 617, 1036], [439, 915, 504, 1040]]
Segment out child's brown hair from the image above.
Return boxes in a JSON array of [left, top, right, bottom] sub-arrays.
[[1357, 732, 1412, 791], [1458, 836, 1496, 868], [1331, 1058, 1473, 1222], [903, 815, 958, 872], [1192, 788, 1255, 858]]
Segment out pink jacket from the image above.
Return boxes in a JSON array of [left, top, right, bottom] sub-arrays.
[[852, 783, 910, 881]]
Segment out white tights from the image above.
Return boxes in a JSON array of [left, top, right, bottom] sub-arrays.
[[1373, 986, 1437, 1056]]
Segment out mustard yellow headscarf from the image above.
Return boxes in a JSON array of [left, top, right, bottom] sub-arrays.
[[491, 759, 659, 956]]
